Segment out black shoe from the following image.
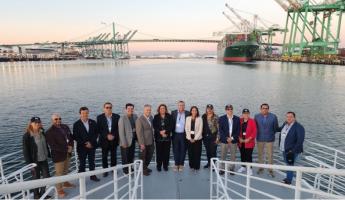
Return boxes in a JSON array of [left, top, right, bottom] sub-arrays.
[[157, 166, 162, 172], [147, 168, 152, 173], [44, 195, 52, 199], [103, 172, 108, 177], [90, 175, 100, 182], [203, 164, 209, 169], [282, 178, 291, 185], [163, 166, 169, 171], [219, 171, 225, 175], [143, 170, 150, 176]]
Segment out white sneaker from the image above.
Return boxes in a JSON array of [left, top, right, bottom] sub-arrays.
[[248, 169, 253, 176], [237, 167, 246, 173]]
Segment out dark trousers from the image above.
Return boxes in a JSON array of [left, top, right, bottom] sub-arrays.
[[121, 139, 136, 173], [156, 140, 171, 169], [77, 148, 96, 172], [101, 142, 117, 168], [239, 145, 253, 167], [203, 136, 218, 166], [172, 133, 187, 166], [31, 160, 50, 198], [140, 144, 154, 170], [188, 140, 202, 170]]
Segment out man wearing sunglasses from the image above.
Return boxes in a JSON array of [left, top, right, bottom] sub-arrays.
[[46, 113, 75, 198], [97, 102, 120, 177]]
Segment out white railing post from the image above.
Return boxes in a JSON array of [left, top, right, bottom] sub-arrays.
[[79, 177, 86, 199], [216, 160, 220, 199], [333, 151, 338, 168], [295, 170, 302, 199], [113, 168, 118, 199], [129, 165, 132, 198], [0, 158, 5, 183], [134, 163, 137, 199], [210, 158, 214, 199], [246, 165, 251, 199], [140, 161, 143, 199]]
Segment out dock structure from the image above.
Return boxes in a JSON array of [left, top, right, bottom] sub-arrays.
[[275, 0, 345, 63]]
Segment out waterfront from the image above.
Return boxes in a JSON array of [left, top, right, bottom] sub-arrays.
[[0, 59, 345, 157]]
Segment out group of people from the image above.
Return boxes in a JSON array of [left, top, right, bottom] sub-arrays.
[[22, 101, 305, 199]]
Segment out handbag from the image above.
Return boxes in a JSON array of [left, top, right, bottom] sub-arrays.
[[286, 151, 295, 165]]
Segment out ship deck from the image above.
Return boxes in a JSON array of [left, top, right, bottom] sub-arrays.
[[59, 161, 313, 199]]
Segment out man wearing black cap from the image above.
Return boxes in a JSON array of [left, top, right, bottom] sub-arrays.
[[218, 104, 240, 175]]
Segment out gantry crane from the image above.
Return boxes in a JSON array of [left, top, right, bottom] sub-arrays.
[[274, 0, 345, 62]]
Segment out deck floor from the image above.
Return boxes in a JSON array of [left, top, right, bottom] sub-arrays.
[[57, 162, 313, 199]]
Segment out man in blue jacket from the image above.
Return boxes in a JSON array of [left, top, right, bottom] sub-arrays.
[[279, 111, 305, 185], [254, 103, 279, 177], [219, 104, 240, 175]]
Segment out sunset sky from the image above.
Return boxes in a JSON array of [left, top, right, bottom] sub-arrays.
[[1, 0, 344, 52]]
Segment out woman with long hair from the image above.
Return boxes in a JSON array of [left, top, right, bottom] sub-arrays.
[[185, 106, 203, 171], [153, 104, 173, 171], [22, 117, 50, 199]]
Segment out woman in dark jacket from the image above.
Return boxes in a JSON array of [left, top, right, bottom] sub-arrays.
[[22, 117, 50, 199], [202, 104, 219, 169], [153, 104, 173, 171]]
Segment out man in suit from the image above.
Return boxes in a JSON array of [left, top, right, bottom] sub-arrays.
[[136, 104, 154, 176], [73, 107, 100, 182], [97, 102, 120, 177], [171, 100, 190, 172], [279, 111, 305, 185], [119, 103, 138, 174], [218, 104, 240, 175]]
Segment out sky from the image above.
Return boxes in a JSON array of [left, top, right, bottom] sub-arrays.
[[1, 0, 344, 52]]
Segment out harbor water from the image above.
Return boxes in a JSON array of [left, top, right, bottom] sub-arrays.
[[0, 59, 345, 159]]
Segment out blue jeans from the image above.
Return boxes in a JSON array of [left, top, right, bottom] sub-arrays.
[[283, 151, 300, 183], [173, 133, 187, 166]]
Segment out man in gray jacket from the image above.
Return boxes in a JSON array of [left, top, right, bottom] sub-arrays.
[[136, 104, 154, 176], [119, 103, 138, 174]]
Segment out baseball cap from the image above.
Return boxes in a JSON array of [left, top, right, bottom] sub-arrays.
[[206, 104, 214, 109], [30, 116, 41, 123], [242, 108, 250, 113]]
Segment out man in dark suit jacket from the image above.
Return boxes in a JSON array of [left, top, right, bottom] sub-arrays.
[[279, 111, 305, 185], [73, 106, 100, 182], [171, 100, 190, 172], [97, 102, 120, 177], [218, 104, 240, 174]]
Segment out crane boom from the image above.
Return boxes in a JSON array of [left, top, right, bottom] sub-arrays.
[[222, 12, 242, 31], [274, 0, 289, 11], [225, 4, 253, 32]]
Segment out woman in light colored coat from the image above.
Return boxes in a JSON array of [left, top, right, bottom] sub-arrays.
[[185, 106, 203, 171]]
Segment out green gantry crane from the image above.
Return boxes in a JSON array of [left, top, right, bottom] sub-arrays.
[[275, 0, 345, 62]]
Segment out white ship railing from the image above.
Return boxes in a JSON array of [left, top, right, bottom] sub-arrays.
[[210, 158, 345, 200], [0, 160, 143, 200]]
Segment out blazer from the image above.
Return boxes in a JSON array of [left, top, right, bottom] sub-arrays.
[[135, 115, 154, 146], [97, 113, 120, 147], [72, 119, 98, 151], [219, 114, 241, 144], [185, 116, 203, 141], [46, 124, 74, 163], [118, 114, 138, 147], [278, 121, 305, 154], [238, 118, 257, 149], [153, 113, 173, 142], [23, 129, 50, 164], [171, 110, 190, 134]]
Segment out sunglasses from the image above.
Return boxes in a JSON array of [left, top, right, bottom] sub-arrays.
[[105, 107, 112, 109], [226, 108, 233, 111], [262, 107, 269, 110], [54, 118, 62, 121]]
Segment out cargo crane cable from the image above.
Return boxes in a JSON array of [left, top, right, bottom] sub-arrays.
[[64, 23, 113, 43]]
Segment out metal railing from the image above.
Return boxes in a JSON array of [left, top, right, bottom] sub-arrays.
[[210, 158, 345, 199], [0, 160, 143, 199]]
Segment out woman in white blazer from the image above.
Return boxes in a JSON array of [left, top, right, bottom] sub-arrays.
[[185, 106, 203, 171]]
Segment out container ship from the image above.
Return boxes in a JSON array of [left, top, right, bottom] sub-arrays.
[[217, 32, 259, 62]]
